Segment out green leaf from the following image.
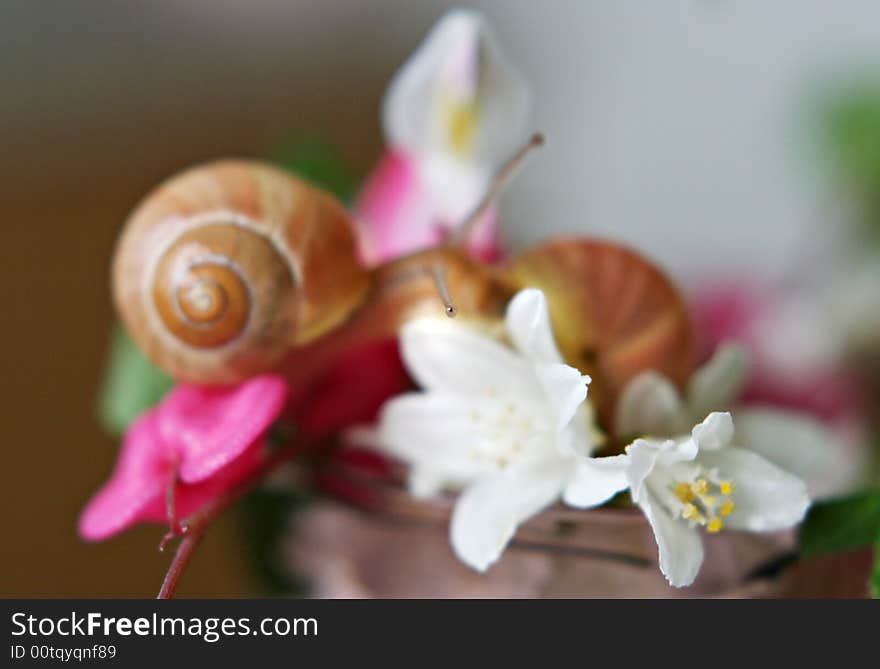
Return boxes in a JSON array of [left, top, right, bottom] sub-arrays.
[[799, 490, 880, 557], [97, 326, 173, 437], [269, 136, 357, 203], [820, 84, 880, 241]]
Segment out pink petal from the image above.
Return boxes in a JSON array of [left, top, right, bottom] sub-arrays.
[[355, 150, 502, 263], [157, 375, 288, 484], [690, 281, 860, 420], [172, 443, 265, 517], [740, 368, 861, 422], [78, 410, 171, 541], [296, 339, 412, 438], [329, 446, 397, 479], [355, 150, 423, 264], [690, 280, 770, 361]]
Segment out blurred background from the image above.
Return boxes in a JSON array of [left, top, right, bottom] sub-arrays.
[[2, 0, 879, 596]]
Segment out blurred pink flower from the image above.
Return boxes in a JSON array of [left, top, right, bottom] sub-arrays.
[[355, 9, 529, 264], [79, 375, 288, 541], [356, 150, 500, 263], [289, 338, 411, 440], [690, 281, 860, 421]]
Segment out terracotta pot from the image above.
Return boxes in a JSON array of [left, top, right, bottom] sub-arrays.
[[280, 457, 868, 598]]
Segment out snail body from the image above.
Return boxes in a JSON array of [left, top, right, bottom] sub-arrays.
[[279, 246, 516, 385]]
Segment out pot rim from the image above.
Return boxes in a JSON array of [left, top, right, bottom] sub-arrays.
[[310, 449, 658, 565]]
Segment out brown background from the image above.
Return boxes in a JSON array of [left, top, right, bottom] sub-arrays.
[[0, 1, 473, 597]]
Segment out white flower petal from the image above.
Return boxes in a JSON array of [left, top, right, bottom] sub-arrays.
[[400, 318, 538, 399], [382, 9, 529, 167], [686, 343, 749, 421], [562, 455, 629, 508], [377, 393, 487, 485], [697, 447, 810, 532], [615, 371, 686, 438], [533, 363, 589, 432], [557, 404, 602, 457], [640, 491, 704, 588], [734, 407, 861, 500], [409, 467, 447, 499], [657, 437, 698, 465], [691, 411, 734, 451], [624, 439, 663, 505], [505, 288, 564, 364], [450, 456, 567, 572]]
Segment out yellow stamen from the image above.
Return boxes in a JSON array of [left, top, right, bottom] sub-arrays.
[[671, 471, 736, 534], [446, 101, 479, 155], [674, 482, 695, 503], [681, 503, 701, 521], [707, 518, 724, 533]]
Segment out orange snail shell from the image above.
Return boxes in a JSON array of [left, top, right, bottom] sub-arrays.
[[113, 160, 371, 385], [504, 238, 694, 432]]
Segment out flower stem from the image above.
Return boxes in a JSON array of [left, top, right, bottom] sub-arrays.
[[156, 438, 306, 599]]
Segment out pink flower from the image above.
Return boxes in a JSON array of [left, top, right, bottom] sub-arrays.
[[355, 9, 528, 264], [356, 151, 501, 264], [79, 375, 288, 541], [690, 281, 860, 421], [289, 339, 411, 440]]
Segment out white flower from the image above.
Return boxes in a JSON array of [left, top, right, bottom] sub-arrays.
[[625, 412, 810, 587], [372, 288, 623, 572], [616, 343, 851, 500], [382, 8, 530, 224], [616, 343, 749, 438]]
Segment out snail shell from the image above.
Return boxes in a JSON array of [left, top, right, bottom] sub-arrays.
[[504, 238, 694, 431], [113, 160, 370, 384]]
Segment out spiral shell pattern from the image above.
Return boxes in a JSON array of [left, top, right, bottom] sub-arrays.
[[112, 161, 369, 384]]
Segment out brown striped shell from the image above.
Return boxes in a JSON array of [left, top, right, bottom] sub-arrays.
[[112, 160, 371, 385], [504, 238, 694, 431]]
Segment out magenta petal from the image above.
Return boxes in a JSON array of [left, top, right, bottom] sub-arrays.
[[355, 149, 505, 263], [355, 150, 423, 264], [690, 281, 860, 420], [173, 444, 265, 517], [297, 339, 411, 438], [157, 375, 288, 484], [78, 410, 171, 541]]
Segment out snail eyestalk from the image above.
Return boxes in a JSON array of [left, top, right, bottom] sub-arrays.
[[448, 132, 545, 247], [431, 263, 457, 317]]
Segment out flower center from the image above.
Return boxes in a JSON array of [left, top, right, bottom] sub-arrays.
[[671, 470, 735, 533], [466, 392, 544, 469], [442, 98, 479, 156]]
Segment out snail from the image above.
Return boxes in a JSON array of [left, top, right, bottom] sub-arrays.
[[113, 161, 371, 384], [112, 140, 694, 433], [505, 238, 694, 426]]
